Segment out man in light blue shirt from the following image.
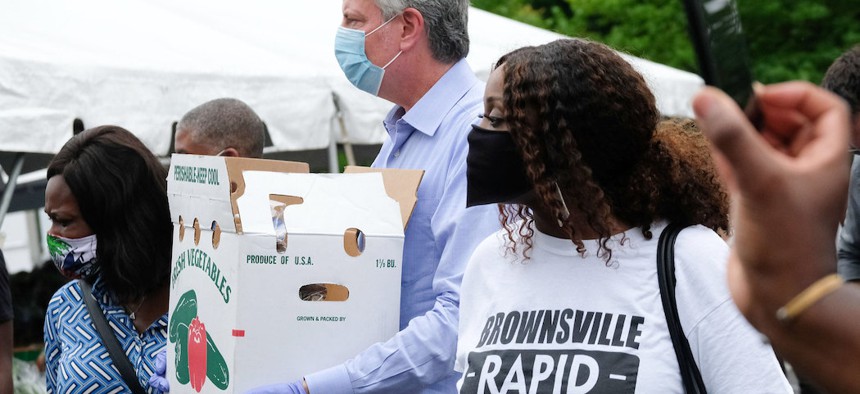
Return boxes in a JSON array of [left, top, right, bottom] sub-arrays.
[[250, 0, 499, 393]]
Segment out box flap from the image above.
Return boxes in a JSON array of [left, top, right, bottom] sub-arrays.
[[225, 157, 309, 233], [168, 155, 309, 234], [236, 172, 403, 237], [344, 166, 423, 230]]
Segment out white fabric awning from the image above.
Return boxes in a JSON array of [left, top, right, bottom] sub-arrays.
[[0, 0, 704, 157]]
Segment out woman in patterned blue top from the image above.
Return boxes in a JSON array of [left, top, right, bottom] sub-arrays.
[[43, 126, 173, 393]]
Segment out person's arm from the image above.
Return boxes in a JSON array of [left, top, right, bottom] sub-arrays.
[[689, 299, 792, 392], [673, 229, 791, 392], [693, 81, 860, 394], [837, 159, 860, 280]]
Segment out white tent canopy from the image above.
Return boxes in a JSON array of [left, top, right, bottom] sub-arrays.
[[0, 0, 704, 225], [0, 1, 705, 267], [0, 0, 703, 157]]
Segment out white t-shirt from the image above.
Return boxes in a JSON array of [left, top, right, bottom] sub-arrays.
[[455, 221, 791, 393]]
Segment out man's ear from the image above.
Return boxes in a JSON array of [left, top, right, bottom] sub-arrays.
[[399, 7, 424, 52], [219, 147, 241, 157]]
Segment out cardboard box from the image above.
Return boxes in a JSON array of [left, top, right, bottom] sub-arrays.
[[166, 154, 422, 393]]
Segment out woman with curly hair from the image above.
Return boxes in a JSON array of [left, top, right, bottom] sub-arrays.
[[454, 39, 790, 392], [43, 126, 172, 393]]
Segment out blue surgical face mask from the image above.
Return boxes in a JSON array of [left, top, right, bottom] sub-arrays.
[[47, 233, 99, 279], [334, 15, 403, 96]]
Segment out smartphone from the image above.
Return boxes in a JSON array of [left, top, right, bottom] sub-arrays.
[[682, 0, 762, 129]]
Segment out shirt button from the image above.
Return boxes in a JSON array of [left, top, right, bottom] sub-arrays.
[[393, 150, 400, 158]]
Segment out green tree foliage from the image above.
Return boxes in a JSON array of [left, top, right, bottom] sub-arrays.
[[740, 0, 860, 83], [471, 0, 860, 84]]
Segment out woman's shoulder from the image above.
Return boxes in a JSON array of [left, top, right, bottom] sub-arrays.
[[470, 230, 512, 260], [465, 230, 521, 271], [47, 280, 83, 308], [677, 223, 726, 240], [673, 224, 729, 265], [669, 224, 734, 323], [45, 280, 85, 327]]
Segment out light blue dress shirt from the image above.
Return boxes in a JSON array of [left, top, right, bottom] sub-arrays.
[[304, 59, 500, 393]]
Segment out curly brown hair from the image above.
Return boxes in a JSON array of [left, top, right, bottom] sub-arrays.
[[496, 39, 729, 262], [653, 118, 730, 235]]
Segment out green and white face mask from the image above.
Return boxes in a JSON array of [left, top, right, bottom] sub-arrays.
[[47, 233, 99, 279]]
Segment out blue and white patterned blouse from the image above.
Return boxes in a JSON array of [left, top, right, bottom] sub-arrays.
[[44, 277, 167, 393]]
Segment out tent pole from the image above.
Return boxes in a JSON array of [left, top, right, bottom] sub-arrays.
[[327, 133, 339, 174], [333, 97, 357, 167], [0, 152, 26, 228], [330, 93, 356, 172]]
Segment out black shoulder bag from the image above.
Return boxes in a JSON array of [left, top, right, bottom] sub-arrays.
[[657, 223, 708, 394], [79, 280, 148, 394]]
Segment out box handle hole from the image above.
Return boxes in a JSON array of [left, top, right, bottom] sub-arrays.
[[211, 221, 221, 249], [178, 215, 185, 241], [300, 283, 349, 301], [343, 228, 365, 257], [193, 218, 201, 246], [269, 194, 303, 254]]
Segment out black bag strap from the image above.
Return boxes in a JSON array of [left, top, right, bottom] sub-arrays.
[[657, 223, 708, 394], [79, 280, 148, 394]]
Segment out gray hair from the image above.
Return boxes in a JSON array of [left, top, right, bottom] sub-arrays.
[[178, 98, 266, 158], [375, 0, 469, 64]]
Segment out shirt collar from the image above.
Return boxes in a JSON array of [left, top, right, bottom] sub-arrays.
[[86, 276, 169, 332], [90, 275, 115, 305], [153, 314, 169, 329], [383, 59, 479, 137]]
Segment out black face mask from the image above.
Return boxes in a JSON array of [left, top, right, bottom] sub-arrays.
[[466, 124, 533, 207]]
